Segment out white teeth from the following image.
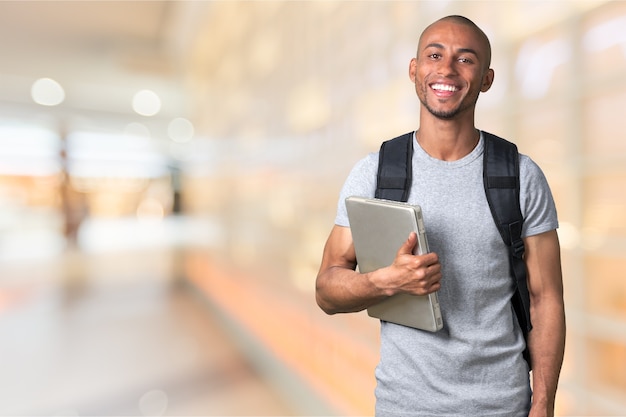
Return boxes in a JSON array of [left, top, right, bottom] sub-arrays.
[[432, 83, 458, 92]]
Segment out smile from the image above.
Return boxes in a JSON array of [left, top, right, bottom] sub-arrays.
[[431, 83, 459, 92]]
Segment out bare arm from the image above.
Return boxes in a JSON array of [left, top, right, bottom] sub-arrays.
[[315, 225, 442, 315], [525, 230, 566, 417]]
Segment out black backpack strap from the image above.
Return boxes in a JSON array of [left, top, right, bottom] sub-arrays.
[[375, 132, 413, 202], [483, 132, 532, 367]]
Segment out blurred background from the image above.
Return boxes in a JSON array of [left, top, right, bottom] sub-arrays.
[[0, 0, 624, 415]]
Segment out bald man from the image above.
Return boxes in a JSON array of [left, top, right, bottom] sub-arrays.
[[316, 15, 565, 417]]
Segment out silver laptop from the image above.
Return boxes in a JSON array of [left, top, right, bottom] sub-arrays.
[[345, 196, 443, 332]]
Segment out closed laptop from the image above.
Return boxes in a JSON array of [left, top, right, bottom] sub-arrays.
[[345, 196, 443, 332]]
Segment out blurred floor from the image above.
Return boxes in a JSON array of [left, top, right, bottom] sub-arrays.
[[0, 242, 296, 415]]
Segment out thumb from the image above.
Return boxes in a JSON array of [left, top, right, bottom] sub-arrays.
[[397, 232, 418, 256]]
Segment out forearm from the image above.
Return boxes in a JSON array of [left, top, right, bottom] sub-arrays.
[[528, 293, 566, 411], [315, 266, 389, 315], [315, 224, 392, 314], [316, 227, 441, 315], [523, 230, 565, 416]]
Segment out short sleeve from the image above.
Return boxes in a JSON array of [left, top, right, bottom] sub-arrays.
[[334, 153, 379, 227], [519, 154, 559, 238]]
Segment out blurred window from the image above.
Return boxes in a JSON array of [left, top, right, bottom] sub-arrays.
[[67, 131, 168, 179], [0, 124, 61, 176], [583, 3, 626, 79], [515, 35, 571, 100]]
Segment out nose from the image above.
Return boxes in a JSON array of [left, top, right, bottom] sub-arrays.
[[437, 56, 457, 76]]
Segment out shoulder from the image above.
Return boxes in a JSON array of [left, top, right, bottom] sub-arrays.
[[347, 151, 379, 180], [517, 153, 559, 236], [482, 131, 546, 181], [334, 152, 379, 226], [518, 153, 549, 185]]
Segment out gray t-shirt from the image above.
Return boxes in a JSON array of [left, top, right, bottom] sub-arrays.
[[335, 131, 558, 417]]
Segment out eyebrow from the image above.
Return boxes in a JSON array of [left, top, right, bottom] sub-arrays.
[[424, 43, 479, 57]]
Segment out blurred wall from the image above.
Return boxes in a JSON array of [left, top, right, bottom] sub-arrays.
[[1, 1, 625, 415], [180, 1, 626, 415]]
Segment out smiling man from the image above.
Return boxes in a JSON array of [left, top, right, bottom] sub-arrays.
[[316, 15, 565, 417], [414, 17, 492, 122]]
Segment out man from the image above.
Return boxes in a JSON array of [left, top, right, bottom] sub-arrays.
[[316, 15, 565, 417]]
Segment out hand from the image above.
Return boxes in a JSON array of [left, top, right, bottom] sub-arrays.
[[528, 396, 555, 417], [387, 232, 442, 296], [528, 403, 553, 417]]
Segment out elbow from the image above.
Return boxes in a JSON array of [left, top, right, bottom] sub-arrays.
[[316, 297, 338, 315], [529, 285, 565, 312], [315, 280, 339, 315], [528, 289, 566, 333]]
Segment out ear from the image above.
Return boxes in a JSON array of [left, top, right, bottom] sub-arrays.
[[409, 58, 417, 83], [481, 68, 495, 92]]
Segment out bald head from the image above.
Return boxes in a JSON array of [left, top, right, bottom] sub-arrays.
[[419, 15, 492, 69]]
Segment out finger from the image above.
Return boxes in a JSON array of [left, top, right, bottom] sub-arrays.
[[396, 232, 418, 256], [420, 252, 439, 267]]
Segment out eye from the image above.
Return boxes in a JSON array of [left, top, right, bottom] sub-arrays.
[[458, 57, 474, 64], [428, 53, 441, 60]]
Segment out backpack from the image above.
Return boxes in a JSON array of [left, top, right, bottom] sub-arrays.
[[375, 131, 532, 368]]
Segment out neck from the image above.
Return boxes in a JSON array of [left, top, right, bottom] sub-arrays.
[[416, 113, 480, 161]]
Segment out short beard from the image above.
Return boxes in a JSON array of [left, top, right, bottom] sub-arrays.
[[424, 103, 459, 119], [420, 93, 479, 120]]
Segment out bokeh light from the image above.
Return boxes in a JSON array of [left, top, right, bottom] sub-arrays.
[[132, 89, 161, 116], [31, 78, 65, 106]]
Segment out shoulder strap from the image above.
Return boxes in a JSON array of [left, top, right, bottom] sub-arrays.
[[483, 132, 532, 367], [375, 132, 413, 202]]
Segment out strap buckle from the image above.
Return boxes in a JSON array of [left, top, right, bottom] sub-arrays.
[[511, 238, 525, 259], [508, 221, 525, 258]]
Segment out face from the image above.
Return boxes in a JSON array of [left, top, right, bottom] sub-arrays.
[[409, 19, 494, 120]]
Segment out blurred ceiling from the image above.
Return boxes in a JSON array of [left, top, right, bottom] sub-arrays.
[[0, 1, 208, 124], [0, 0, 611, 136]]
